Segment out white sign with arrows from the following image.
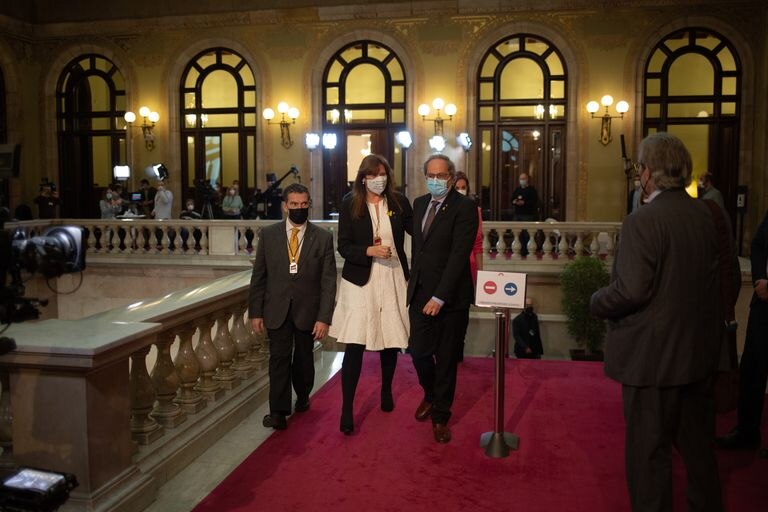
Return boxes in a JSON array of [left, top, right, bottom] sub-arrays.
[[475, 270, 527, 309]]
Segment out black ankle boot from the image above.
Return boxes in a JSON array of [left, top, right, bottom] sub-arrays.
[[340, 409, 353, 435], [381, 390, 394, 412]]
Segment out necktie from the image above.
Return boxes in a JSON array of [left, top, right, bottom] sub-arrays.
[[422, 200, 440, 236], [289, 227, 300, 262]]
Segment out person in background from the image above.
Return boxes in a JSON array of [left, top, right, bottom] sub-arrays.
[[407, 154, 478, 444], [627, 176, 643, 214], [180, 198, 202, 251], [590, 132, 735, 512], [717, 209, 768, 452], [698, 172, 726, 213], [512, 297, 544, 359], [249, 183, 337, 430], [33, 181, 60, 219], [221, 186, 244, 219], [511, 173, 539, 257], [511, 173, 539, 221], [100, 187, 122, 219], [152, 181, 173, 220], [453, 171, 483, 361], [330, 154, 413, 435], [138, 178, 156, 216]]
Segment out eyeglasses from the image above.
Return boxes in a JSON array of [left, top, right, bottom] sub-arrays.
[[426, 173, 451, 180], [633, 162, 646, 175]]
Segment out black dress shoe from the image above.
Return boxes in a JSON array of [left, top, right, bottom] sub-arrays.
[[262, 414, 287, 430], [381, 390, 394, 412], [340, 410, 354, 435], [414, 400, 433, 421], [716, 429, 760, 450], [294, 398, 310, 413], [432, 423, 451, 443]]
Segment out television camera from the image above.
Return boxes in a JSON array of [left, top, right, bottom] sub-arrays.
[[195, 178, 218, 219], [244, 165, 300, 219], [0, 222, 86, 329]]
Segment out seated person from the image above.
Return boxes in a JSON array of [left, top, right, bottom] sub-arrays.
[[512, 297, 544, 359]]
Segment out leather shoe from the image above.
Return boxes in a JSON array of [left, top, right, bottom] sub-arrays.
[[414, 400, 433, 421], [294, 398, 310, 413], [432, 423, 451, 443], [716, 429, 760, 450], [262, 414, 287, 430]]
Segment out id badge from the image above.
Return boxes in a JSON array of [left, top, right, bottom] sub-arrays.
[[289, 262, 298, 274], [373, 236, 382, 246]]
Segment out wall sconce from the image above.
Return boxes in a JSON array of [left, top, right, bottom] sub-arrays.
[[263, 102, 299, 149], [395, 131, 413, 149], [457, 132, 472, 152], [305, 132, 320, 151], [124, 106, 160, 151], [586, 95, 629, 145], [322, 133, 337, 150], [418, 98, 456, 136]]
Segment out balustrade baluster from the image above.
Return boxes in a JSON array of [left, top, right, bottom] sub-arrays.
[[542, 230, 553, 259], [512, 228, 523, 259], [212, 309, 240, 389], [590, 233, 600, 258], [237, 225, 248, 255], [246, 316, 268, 370], [136, 226, 146, 254], [487, 228, 499, 259], [198, 226, 209, 255], [86, 226, 97, 253], [194, 316, 224, 400], [230, 303, 255, 379], [606, 232, 616, 258], [528, 231, 538, 258], [502, 229, 514, 259], [150, 331, 187, 428], [559, 232, 569, 258], [174, 325, 206, 414], [130, 345, 163, 444], [574, 233, 584, 257]]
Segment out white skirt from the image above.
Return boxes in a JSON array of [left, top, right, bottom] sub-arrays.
[[329, 255, 410, 351]]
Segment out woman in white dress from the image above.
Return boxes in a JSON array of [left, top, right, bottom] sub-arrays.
[[330, 154, 413, 434]]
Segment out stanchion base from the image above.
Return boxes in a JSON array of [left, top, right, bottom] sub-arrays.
[[480, 431, 519, 458]]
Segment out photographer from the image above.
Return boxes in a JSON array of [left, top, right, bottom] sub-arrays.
[[33, 180, 60, 219]]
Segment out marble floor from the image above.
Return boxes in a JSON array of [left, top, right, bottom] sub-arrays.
[[142, 351, 345, 512]]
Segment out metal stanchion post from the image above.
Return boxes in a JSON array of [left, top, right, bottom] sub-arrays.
[[480, 309, 519, 458]]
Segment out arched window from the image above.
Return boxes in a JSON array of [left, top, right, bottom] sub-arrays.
[[56, 54, 127, 218], [321, 40, 406, 218], [476, 34, 567, 220], [180, 47, 257, 215], [643, 27, 741, 227]]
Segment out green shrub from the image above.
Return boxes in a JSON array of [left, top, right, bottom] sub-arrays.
[[560, 256, 611, 354]]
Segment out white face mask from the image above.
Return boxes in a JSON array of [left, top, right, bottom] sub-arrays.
[[633, 179, 641, 188], [456, 188, 467, 195], [106, 193, 113, 200], [519, 180, 528, 187], [365, 175, 387, 195]]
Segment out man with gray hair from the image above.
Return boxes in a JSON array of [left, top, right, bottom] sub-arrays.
[[590, 132, 735, 512]]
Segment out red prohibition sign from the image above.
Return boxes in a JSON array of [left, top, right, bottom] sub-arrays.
[[483, 281, 497, 294]]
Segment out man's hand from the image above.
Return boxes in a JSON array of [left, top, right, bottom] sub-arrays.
[[312, 321, 329, 340], [756, 279, 768, 301], [251, 317, 264, 335], [422, 299, 443, 316], [525, 347, 532, 354]]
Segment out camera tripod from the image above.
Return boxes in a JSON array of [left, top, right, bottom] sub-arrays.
[[200, 198, 215, 220]]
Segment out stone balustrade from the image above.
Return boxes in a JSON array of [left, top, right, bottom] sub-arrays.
[[0, 270, 272, 511]]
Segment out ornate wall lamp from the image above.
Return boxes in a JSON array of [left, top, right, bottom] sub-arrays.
[[586, 95, 629, 145], [124, 106, 160, 151], [263, 102, 299, 149], [418, 98, 456, 137]]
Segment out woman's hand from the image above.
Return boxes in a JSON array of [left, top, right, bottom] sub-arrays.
[[366, 245, 392, 259]]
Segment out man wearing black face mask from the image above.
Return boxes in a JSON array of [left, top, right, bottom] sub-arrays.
[[512, 297, 543, 359], [248, 182, 337, 430]]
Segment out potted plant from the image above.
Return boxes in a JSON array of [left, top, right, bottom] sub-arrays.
[[560, 256, 610, 361]]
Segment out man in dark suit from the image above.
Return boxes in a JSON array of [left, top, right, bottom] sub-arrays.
[[249, 183, 337, 430], [590, 133, 731, 512], [512, 297, 543, 359], [717, 209, 768, 451], [408, 154, 478, 443]]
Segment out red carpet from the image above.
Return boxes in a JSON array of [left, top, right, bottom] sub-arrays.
[[194, 356, 768, 512]]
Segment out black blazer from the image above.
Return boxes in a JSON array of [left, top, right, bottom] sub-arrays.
[[337, 191, 413, 286], [750, 210, 768, 311], [248, 220, 337, 331], [407, 188, 478, 310]]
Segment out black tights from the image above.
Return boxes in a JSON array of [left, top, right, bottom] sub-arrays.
[[341, 344, 398, 412]]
